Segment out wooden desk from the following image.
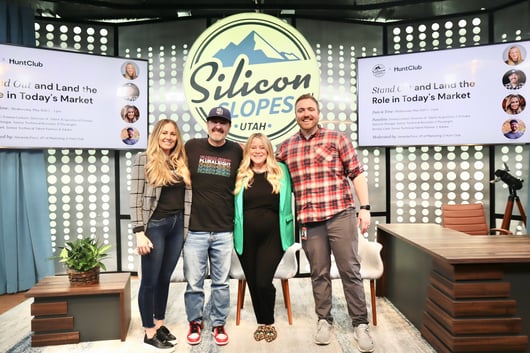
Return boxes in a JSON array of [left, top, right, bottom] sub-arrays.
[[25, 272, 131, 347], [377, 223, 530, 353]]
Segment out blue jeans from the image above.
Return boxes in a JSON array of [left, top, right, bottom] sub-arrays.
[[183, 231, 232, 327], [138, 212, 184, 328]]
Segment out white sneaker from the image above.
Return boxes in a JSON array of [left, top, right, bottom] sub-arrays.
[[354, 324, 375, 352], [314, 319, 332, 345]]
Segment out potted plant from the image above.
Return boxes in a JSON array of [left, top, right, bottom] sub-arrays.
[[52, 237, 111, 286]]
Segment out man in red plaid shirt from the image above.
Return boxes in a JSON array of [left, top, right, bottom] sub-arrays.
[[276, 93, 374, 352]]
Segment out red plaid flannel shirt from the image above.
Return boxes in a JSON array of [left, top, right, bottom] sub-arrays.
[[276, 126, 364, 224]]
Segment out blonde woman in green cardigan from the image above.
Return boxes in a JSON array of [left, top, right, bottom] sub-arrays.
[[233, 133, 295, 343]]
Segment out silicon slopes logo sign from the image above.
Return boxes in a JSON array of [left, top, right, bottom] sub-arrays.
[[183, 13, 320, 145]]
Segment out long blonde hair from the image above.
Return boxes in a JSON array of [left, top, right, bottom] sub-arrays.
[[505, 94, 523, 114], [234, 133, 282, 194], [124, 62, 138, 80], [145, 119, 191, 187], [506, 46, 524, 65]]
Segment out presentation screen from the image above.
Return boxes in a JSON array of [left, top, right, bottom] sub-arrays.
[[357, 41, 530, 147], [0, 43, 148, 150]]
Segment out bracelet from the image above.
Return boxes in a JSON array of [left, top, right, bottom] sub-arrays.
[[359, 205, 371, 211]]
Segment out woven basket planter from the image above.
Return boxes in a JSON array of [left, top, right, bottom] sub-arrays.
[[67, 266, 100, 286]]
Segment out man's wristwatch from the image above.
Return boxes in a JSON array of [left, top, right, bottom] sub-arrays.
[[359, 205, 371, 211]]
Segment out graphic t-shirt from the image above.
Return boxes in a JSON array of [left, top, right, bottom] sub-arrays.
[[185, 138, 243, 232]]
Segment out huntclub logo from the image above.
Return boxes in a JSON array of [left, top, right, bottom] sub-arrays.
[[183, 13, 320, 145]]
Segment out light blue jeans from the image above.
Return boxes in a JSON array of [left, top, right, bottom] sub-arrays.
[[183, 231, 232, 327]]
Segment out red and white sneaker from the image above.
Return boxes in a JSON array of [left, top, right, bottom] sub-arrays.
[[186, 321, 202, 345], [212, 325, 229, 346]]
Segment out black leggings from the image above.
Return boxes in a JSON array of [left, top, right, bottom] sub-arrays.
[[239, 211, 284, 325]]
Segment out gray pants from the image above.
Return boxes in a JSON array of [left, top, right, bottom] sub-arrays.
[[302, 208, 368, 326]]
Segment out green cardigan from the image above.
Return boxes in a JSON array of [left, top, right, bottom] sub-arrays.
[[233, 162, 295, 255]]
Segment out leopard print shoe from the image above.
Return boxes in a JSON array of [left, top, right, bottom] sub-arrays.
[[254, 325, 266, 341], [264, 325, 277, 342]]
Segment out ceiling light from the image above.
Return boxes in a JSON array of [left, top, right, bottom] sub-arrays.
[[177, 11, 191, 17]]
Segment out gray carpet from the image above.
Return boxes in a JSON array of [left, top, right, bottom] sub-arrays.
[[2, 277, 435, 353]]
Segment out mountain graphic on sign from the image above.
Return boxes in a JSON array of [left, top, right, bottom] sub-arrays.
[[214, 30, 301, 67]]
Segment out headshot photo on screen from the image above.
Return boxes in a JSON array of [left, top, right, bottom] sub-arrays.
[[503, 94, 526, 115], [121, 105, 140, 123], [118, 82, 140, 101], [122, 126, 140, 145], [503, 118, 525, 139], [122, 61, 139, 80], [502, 69, 526, 90], [504, 45, 525, 66]]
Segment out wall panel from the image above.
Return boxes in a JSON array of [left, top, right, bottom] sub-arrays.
[[37, 2, 529, 274]]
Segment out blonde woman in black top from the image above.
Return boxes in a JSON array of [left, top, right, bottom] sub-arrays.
[[130, 119, 191, 349]]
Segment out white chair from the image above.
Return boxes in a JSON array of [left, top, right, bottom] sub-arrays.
[[230, 242, 302, 325], [170, 254, 186, 282], [330, 235, 384, 325]]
